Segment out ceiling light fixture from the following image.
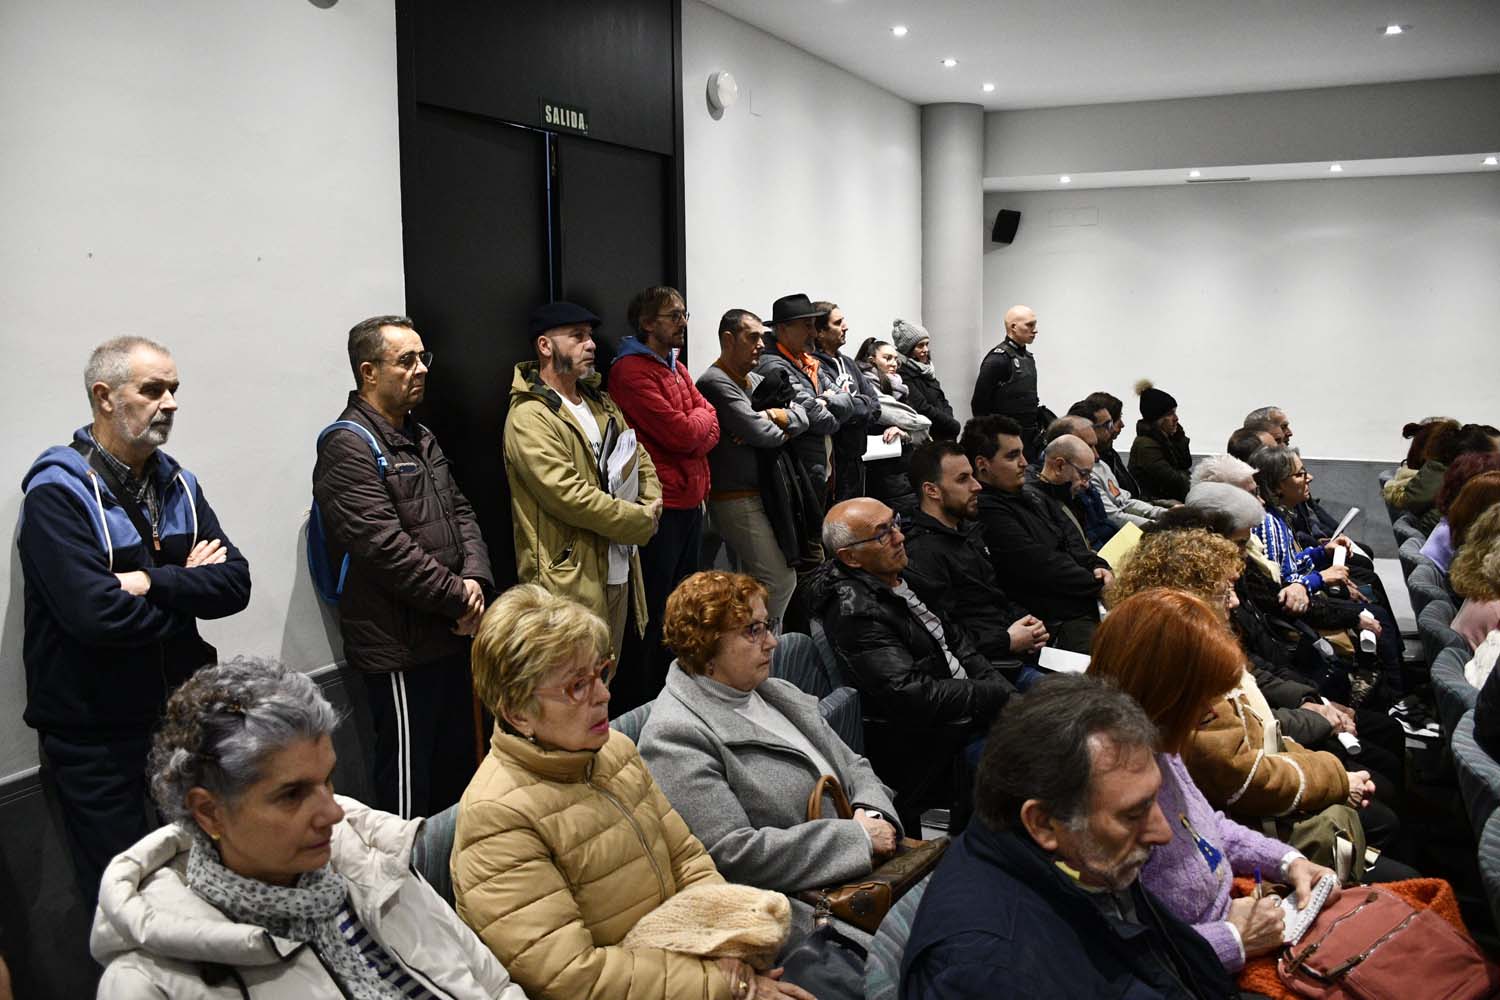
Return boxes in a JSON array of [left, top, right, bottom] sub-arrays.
[[1329, 163, 1343, 173], [1059, 175, 1072, 184], [941, 57, 958, 67], [1382, 24, 1406, 36], [1188, 169, 1201, 179], [982, 82, 996, 93], [1485, 156, 1498, 166], [891, 25, 908, 37]]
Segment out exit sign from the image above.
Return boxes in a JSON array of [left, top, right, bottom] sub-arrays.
[[540, 100, 589, 135]]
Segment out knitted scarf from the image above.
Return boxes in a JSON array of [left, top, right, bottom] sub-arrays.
[[186, 834, 404, 999]]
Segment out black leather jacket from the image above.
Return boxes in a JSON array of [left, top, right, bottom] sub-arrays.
[[903, 509, 1030, 662]]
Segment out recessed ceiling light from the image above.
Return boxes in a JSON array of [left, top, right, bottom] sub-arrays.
[[1188, 169, 1201, 179], [1485, 155, 1498, 166], [1383, 24, 1406, 36], [1329, 163, 1343, 173], [941, 57, 958, 68], [982, 82, 996, 93], [891, 25, 908, 37], [1059, 175, 1072, 184]]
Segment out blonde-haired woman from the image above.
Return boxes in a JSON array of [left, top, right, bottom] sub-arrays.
[[453, 584, 812, 1000]]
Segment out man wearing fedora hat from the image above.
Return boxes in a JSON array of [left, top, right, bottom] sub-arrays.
[[754, 293, 854, 501], [504, 301, 663, 662]]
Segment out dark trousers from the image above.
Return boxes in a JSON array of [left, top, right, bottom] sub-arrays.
[[40, 732, 155, 906], [361, 653, 476, 820], [637, 505, 704, 695], [1050, 615, 1099, 655]]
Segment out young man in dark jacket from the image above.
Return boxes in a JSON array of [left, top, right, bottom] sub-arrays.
[[902, 440, 1049, 666], [313, 315, 493, 819], [20, 336, 251, 903], [813, 301, 880, 502], [963, 416, 1112, 653], [901, 675, 1238, 1000], [806, 497, 1015, 833]]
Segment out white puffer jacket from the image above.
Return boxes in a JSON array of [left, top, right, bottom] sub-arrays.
[[90, 796, 529, 1000]]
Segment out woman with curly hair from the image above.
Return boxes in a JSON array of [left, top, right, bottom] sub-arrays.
[[1451, 501, 1500, 666], [639, 570, 902, 944], [91, 658, 528, 999], [1104, 531, 1416, 882], [1421, 463, 1500, 573]]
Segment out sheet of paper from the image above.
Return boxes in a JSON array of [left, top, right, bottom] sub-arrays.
[[1097, 521, 1143, 570], [1332, 506, 1360, 539], [1038, 645, 1091, 674], [607, 428, 640, 502], [863, 434, 902, 462]]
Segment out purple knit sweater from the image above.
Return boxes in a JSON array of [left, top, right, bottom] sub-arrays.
[[1140, 753, 1296, 971]]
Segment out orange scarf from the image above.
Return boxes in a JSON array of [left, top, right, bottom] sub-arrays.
[[776, 341, 820, 385]]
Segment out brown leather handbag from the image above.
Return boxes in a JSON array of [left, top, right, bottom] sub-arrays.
[[794, 774, 948, 933], [1277, 885, 1500, 999]]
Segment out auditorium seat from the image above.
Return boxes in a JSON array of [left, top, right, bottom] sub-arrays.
[[863, 876, 931, 1000], [1398, 536, 1433, 581], [1392, 512, 1427, 547], [1432, 645, 1478, 737], [412, 803, 459, 906], [1418, 601, 1466, 667], [1407, 562, 1451, 616], [1480, 811, 1500, 936], [1452, 708, 1500, 840], [610, 700, 654, 744], [773, 630, 864, 753]]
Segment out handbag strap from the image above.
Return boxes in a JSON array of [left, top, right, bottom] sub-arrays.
[[806, 774, 854, 821]]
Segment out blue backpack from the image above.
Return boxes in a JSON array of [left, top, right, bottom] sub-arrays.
[[308, 420, 388, 604]]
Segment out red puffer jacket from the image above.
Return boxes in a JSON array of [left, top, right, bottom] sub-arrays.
[[610, 338, 720, 508]]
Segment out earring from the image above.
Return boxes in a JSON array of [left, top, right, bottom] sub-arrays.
[[210, 832, 221, 842]]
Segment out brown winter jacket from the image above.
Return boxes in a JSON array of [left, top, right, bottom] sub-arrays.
[[312, 393, 492, 674], [1182, 687, 1349, 823], [452, 728, 732, 1000]]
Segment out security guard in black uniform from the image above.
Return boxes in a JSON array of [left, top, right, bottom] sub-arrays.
[[972, 304, 1042, 457]]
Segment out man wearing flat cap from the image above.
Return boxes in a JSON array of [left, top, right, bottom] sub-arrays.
[[504, 301, 663, 662], [754, 293, 854, 501]]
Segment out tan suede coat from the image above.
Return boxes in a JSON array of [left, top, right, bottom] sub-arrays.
[[452, 728, 732, 1000]]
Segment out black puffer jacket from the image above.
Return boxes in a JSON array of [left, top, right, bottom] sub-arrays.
[[1127, 420, 1193, 502], [806, 560, 1014, 816], [312, 393, 493, 674], [972, 483, 1107, 629], [902, 510, 1030, 662], [897, 358, 961, 441]]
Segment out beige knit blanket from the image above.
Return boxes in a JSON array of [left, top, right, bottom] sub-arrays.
[[621, 884, 791, 970]]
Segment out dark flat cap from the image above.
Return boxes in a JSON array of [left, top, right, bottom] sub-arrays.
[[529, 301, 601, 337]]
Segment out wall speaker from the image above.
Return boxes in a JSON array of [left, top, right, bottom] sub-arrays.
[[991, 209, 1021, 244]]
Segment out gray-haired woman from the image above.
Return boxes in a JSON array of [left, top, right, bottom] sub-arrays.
[[90, 658, 528, 1000]]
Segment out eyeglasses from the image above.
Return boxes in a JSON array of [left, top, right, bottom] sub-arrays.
[[738, 618, 780, 643], [655, 309, 690, 322], [1090, 420, 1113, 431], [380, 350, 434, 371], [1288, 468, 1311, 481], [1065, 459, 1095, 481], [840, 514, 909, 550], [534, 657, 617, 706]]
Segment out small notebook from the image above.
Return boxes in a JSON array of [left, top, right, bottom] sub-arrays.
[[1280, 873, 1339, 944]]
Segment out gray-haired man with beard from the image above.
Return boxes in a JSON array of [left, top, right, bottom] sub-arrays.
[[20, 336, 251, 903]]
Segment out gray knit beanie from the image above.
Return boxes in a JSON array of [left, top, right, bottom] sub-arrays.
[[891, 319, 930, 357]]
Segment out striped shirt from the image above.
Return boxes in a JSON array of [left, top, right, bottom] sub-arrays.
[[336, 904, 438, 999], [892, 580, 968, 679]]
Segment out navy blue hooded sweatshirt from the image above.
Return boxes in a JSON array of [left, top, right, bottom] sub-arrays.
[[18, 427, 251, 739]]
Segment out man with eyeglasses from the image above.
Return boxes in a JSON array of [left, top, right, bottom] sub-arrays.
[[963, 417, 1111, 654], [807, 497, 1016, 834], [314, 314, 494, 819], [1067, 398, 1169, 534], [1036, 415, 1117, 549], [610, 286, 720, 695]]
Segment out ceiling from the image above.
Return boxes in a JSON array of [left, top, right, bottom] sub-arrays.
[[699, 0, 1500, 110]]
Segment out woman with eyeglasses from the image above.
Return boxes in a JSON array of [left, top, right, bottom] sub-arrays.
[[639, 571, 902, 944], [452, 585, 811, 1000]]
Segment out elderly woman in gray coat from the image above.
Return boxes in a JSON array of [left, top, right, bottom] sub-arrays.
[[639, 571, 901, 942]]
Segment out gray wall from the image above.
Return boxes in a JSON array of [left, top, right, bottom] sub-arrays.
[[0, 0, 404, 781]]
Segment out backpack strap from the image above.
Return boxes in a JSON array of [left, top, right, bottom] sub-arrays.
[[318, 420, 389, 479]]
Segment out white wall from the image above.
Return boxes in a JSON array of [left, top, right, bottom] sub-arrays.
[[682, 0, 922, 366], [0, 0, 404, 780], [982, 172, 1500, 461]]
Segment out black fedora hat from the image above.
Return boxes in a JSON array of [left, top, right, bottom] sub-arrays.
[[768, 293, 829, 325]]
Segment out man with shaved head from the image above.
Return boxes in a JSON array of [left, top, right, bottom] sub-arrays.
[[972, 304, 1042, 454], [964, 416, 1112, 653], [808, 496, 1015, 832]]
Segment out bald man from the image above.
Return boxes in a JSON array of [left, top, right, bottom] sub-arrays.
[[971, 305, 1041, 449], [807, 497, 1015, 832]]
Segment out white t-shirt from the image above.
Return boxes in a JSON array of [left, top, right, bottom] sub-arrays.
[[560, 394, 631, 586]]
